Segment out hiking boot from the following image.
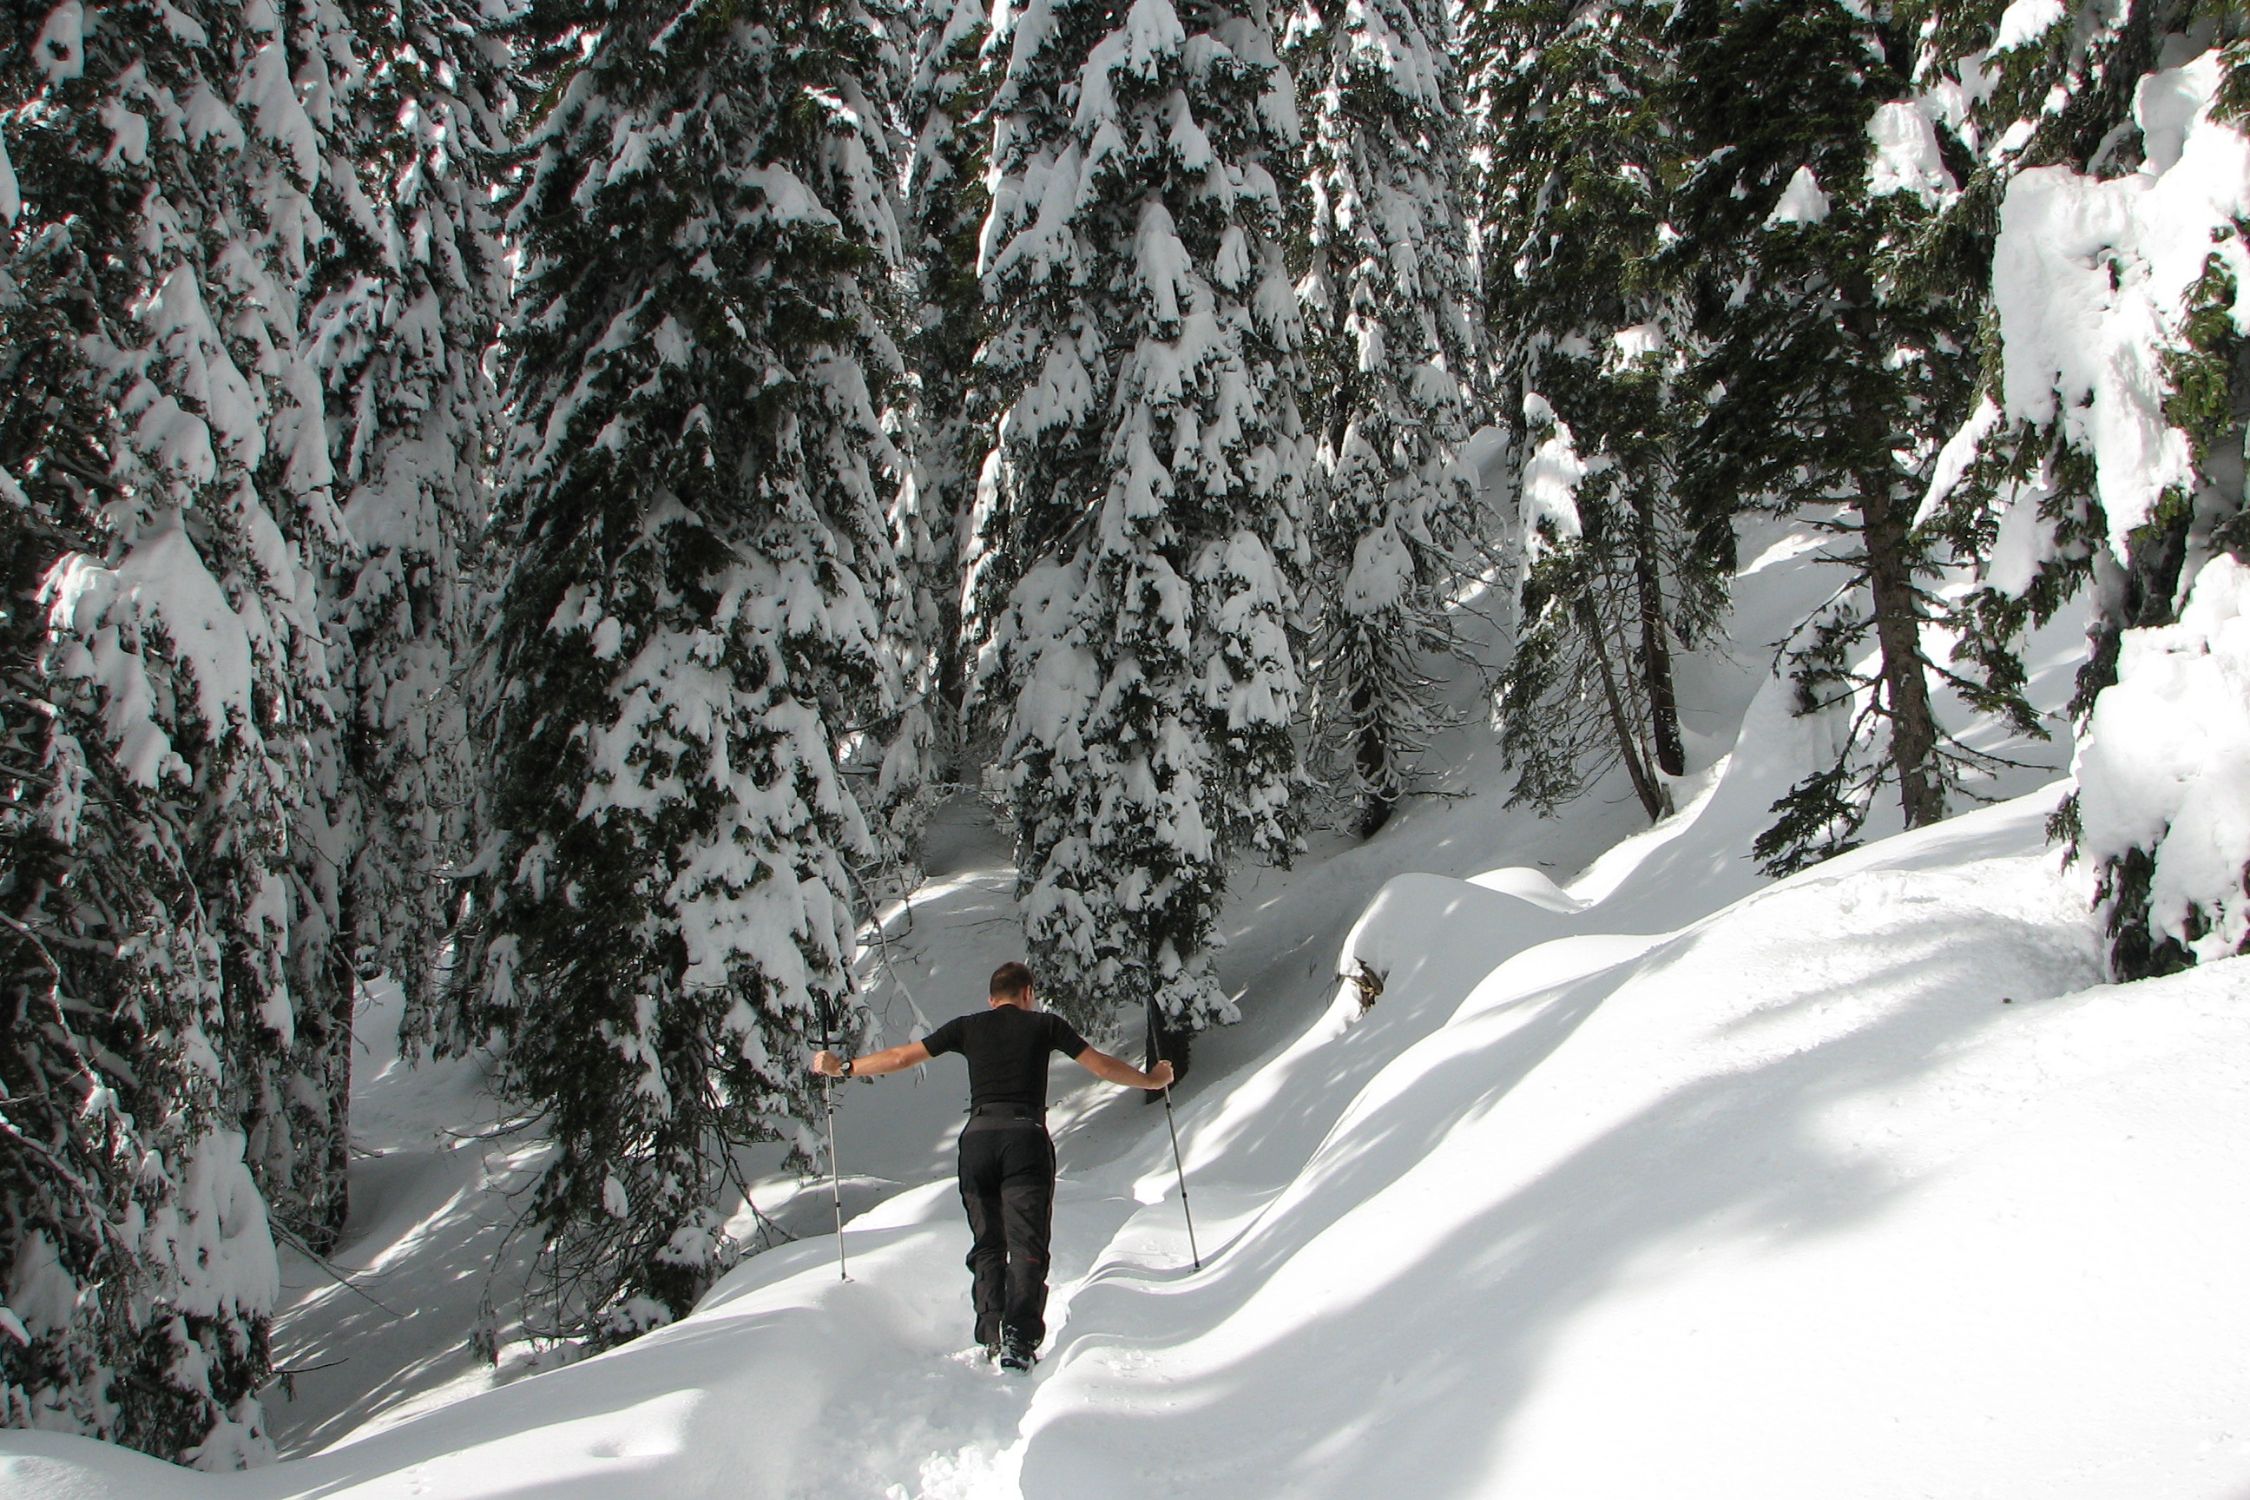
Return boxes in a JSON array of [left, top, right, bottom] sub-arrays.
[[998, 1342, 1037, 1374]]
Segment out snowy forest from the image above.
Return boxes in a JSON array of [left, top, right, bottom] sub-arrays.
[[3, 0, 2248, 1480]]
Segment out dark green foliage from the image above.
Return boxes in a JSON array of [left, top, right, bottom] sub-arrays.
[[318, 0, 511, 1063], [1289, 0, 1484, 837], [459, 0, 909, 1344], [971, 0, 1313, 1040], [1474, 1, 1729, 824], [0, 5, 293, 1458], [2163, 248, 2247, 459], [1667, 0, 2016, 873], [2093, 845, 2201, 979], [887, 0, 999, 846], [0, 472, 274, 1466]]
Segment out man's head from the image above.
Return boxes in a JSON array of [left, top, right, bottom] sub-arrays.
[[988, 961, 1035, 1009]]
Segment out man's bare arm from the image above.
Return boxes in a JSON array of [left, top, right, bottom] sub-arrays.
[[812, 1041, 931, 1079], [1073, 1047, 1175, 1090]]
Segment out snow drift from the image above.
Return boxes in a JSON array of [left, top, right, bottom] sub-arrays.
[[7, 758, 2248, 1499]]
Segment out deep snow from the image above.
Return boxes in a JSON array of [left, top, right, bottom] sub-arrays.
[[5, 516, 2246, 1499]]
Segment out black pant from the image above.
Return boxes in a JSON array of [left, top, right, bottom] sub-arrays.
[[957, 1115, 1056, 1354]]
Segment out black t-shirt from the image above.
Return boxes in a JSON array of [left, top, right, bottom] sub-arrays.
[[922, 1006, 1090, 1113]]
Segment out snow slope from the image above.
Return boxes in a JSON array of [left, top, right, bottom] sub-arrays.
[[7, 521, 2248, 1498]]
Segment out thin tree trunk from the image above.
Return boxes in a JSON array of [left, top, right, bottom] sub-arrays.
[[935, 517, 970, 783], [1858, 474, 1944, 829], [1353, 679, 1395, 838], [313, 950, 354, 1252], [1574, 592, 1667, 822], [1631, 487, 1686, 777]]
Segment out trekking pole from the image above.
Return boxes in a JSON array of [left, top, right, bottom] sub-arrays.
[[818, 1005, 849, 1282], [1146, 998, 1202, 1270], [821, 1072, 849, 1281]]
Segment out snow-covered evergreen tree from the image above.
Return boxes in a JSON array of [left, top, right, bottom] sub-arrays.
[[463, 0, 909, 1343], [2, 269, 281, 1466], [1471, 0, 1727, 823], [1285, 0, 1482, 838], [1918, 3, 2250, 976], [0, 0, 363, 1461], [1670, 0, 2003, 873], [969, 0, 1314, 1049], [890, 0, 996, 835], [307, 0, 509, 1054], [1499, 388, 1711, 823], [244, 0, 377, 1259]]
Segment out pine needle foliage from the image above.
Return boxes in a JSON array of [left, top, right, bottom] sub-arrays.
[[1912, 0, 2250, 976], [970, 0, 1315, 1047], [1286, 0, 1484, 838], [462, 0, 910, 1345], [1670, 0, 2008, 873], [884, 0, 1000, 857], [0, 0, 377, 1462], [1474, 0, 1729, 824], [314, 0, 511, 1060]]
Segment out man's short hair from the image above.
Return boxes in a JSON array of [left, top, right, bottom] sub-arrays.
[[989, 961, 1034, 1001]]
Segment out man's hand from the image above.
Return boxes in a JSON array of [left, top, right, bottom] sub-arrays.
[[1075, 1047, 1175, 1090], [811, 1049, 847, 1078]]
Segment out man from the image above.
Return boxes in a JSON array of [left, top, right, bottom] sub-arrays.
[[810, 961, 1174, 1371]]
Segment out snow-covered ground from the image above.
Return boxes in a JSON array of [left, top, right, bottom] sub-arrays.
[[6, 519, 2247, 1498]]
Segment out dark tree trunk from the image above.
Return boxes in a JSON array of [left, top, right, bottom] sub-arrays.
[[935, 544, 971, 784], [1575, 592, 1667, 823], [1632, 487, 1687, 777], [1352, 680, 1396, 838], [1858, 474, 1945, 829]]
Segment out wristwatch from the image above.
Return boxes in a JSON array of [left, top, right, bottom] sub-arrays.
[[840, 1055, 855, 1078]]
